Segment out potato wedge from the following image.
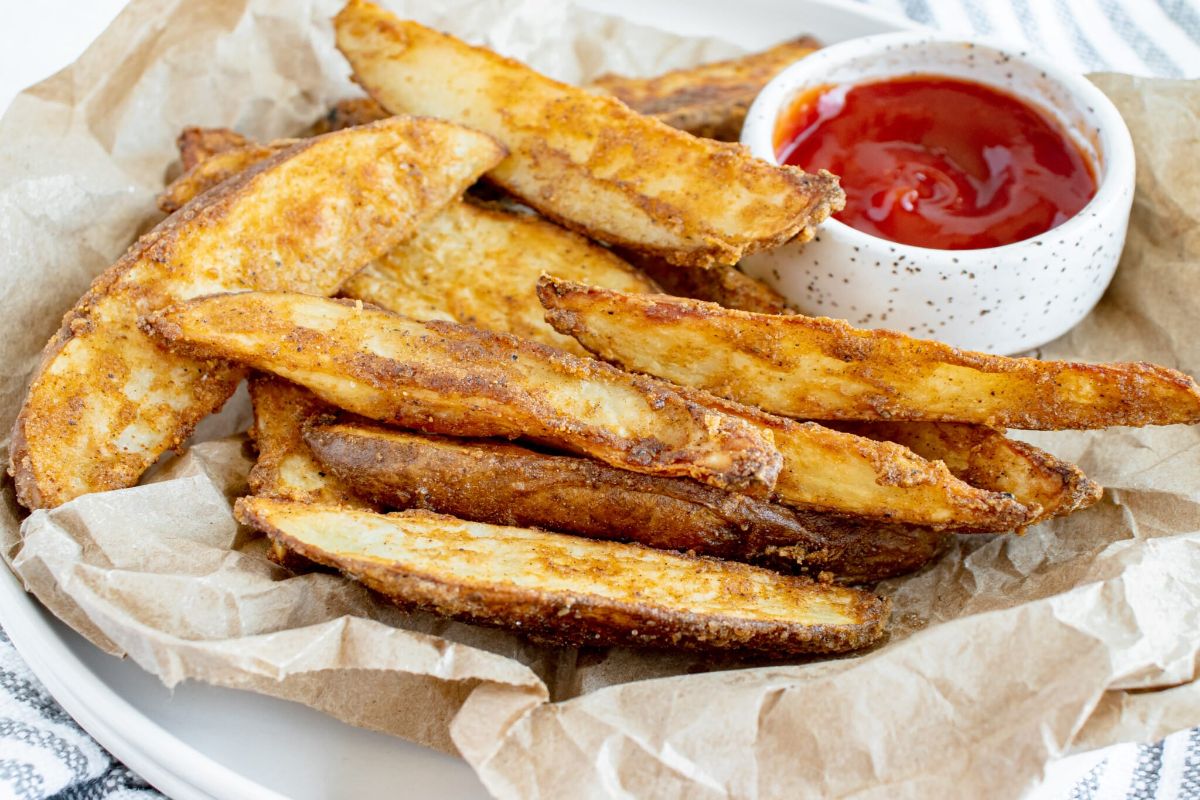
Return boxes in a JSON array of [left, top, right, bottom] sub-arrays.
[[304, 419, 951, 582], [247, 375, 369, 508], [176, 126, 252, 171], [622, 251, 794, 315], [832, 421, 1102, 522], [591, 36, 820, 141], [538, 277, 1200, 430], [334, 0, 843, 267], [341, 200, 657, 355], [161, 132, 657, 354], [158, 140, 294, 213], [683, 390, 1034, 530], [247, 375, 371, 569], [10, 118, 505, 509], [235, 497, 890, 654], [308, 97, 390, 134], [140, 292, 782, 494]]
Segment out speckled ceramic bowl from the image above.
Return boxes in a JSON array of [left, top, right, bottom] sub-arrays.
[[739, 33, 1135, 355]]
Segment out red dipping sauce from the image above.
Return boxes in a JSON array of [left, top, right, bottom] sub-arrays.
[[775, 75, 1097, 250]]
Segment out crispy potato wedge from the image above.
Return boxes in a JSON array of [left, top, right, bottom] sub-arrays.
[[622, 251, 794, 315], [538, 278, 1200, 430], [247, 375, 371, 569], [305, 419, 951, 583], [10, 118, 505, 509], [308, 96, 391, 134], [334, 0, 843, 267], [158, 140, 294, 213], [247, 375, 369, 508], [161, 132, 657, 354], [341, 200, 657, 355], [140, 292, 782, 494], [235, 497, 890, 654], [176, 126, 252, 171], [684, 390, 1034, 530], [591, 36, 820, 141], [832, 421, 1102, 522]]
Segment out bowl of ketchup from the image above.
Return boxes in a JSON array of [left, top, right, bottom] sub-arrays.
[[740, 33, 1135, 354]]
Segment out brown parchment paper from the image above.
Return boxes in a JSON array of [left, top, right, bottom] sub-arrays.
[[0, 1, 1198, 797]]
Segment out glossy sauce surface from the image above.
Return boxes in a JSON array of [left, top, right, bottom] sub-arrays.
[[776, 76, 1097, 250]]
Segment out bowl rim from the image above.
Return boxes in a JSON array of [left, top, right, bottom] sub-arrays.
[[740, 31, 1136, 257]]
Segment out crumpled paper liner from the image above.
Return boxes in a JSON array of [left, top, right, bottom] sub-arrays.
[[0, 1, 1197, 796]]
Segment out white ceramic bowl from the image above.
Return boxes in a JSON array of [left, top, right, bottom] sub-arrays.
[[740, 33, 1135, 354]]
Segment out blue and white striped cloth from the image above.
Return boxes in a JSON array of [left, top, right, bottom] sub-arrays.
[[3, 1, 1200, 798], [859, 0, 1200, 77]]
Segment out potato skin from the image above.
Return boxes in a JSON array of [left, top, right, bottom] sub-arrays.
[[304, 420, 950, 583]]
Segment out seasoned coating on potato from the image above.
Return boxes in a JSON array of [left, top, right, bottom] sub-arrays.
[[161, 131, 658, 353], [309, 97, 391, 134], [538, 278, 1200, 430], [247, 375, 372, 570], [176, 126, 251, 171], [304, 419, 951, 582], [334, 0, 843, 268], [591, 36, 820, 141], [10, 119, 506, 510], [342, 200, 657, 355], [158, 141, 295, 213], [623, 251, 794, 315], [682, 389, 1034, 530], [247, 375, 370, 508], [235, 497, 891, 655], [832, 421, 1102, 523], [140, 292, 783, 495]]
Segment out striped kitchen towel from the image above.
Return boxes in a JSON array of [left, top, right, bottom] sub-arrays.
[[859, 0, 1200, 77]]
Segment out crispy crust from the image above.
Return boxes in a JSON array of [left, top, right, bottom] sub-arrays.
[[334, 0, 844, 267], [308, 97, 391, 134], [304, 419, 951, 583], [235, 497, 891, 655], [832, 421, 1102, 523], [247, 375, 373, 570], [176, 126, 252, 171], [622, 250, 794, 315], [246, 375, 371, 508], [139, 291, 783, 495], [538, 278, 1200, 430], [158, 141, 294, 213], [9, 118, 505, 509], [591, 36, 820, 141]]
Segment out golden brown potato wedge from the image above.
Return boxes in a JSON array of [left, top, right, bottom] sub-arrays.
[[622, 251, 794, 315], [538, 277, 1200, 430], [683, 390, 1034, 530], [304, 419, 951, 583], [10, 118, 505, 510], [247, 375, 370, 508], [161, 131, 657, 354], [591, 36, 820, 141], [334, 0, 843, 267], [158, 140, 294, 213], [831, 421, 1102, 522], [139, 291, 782, 494], [235, 497, 891, 655], [341, 200, 657, 356], [308, 97, 390, 134], [176, 126, 252, 171], [247, 375, 372, 570]]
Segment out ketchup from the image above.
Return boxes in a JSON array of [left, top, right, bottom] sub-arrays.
[[776, 76, 1097, 250]]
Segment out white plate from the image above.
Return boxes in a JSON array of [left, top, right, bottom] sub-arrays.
[[0, 3, 931, 798]]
